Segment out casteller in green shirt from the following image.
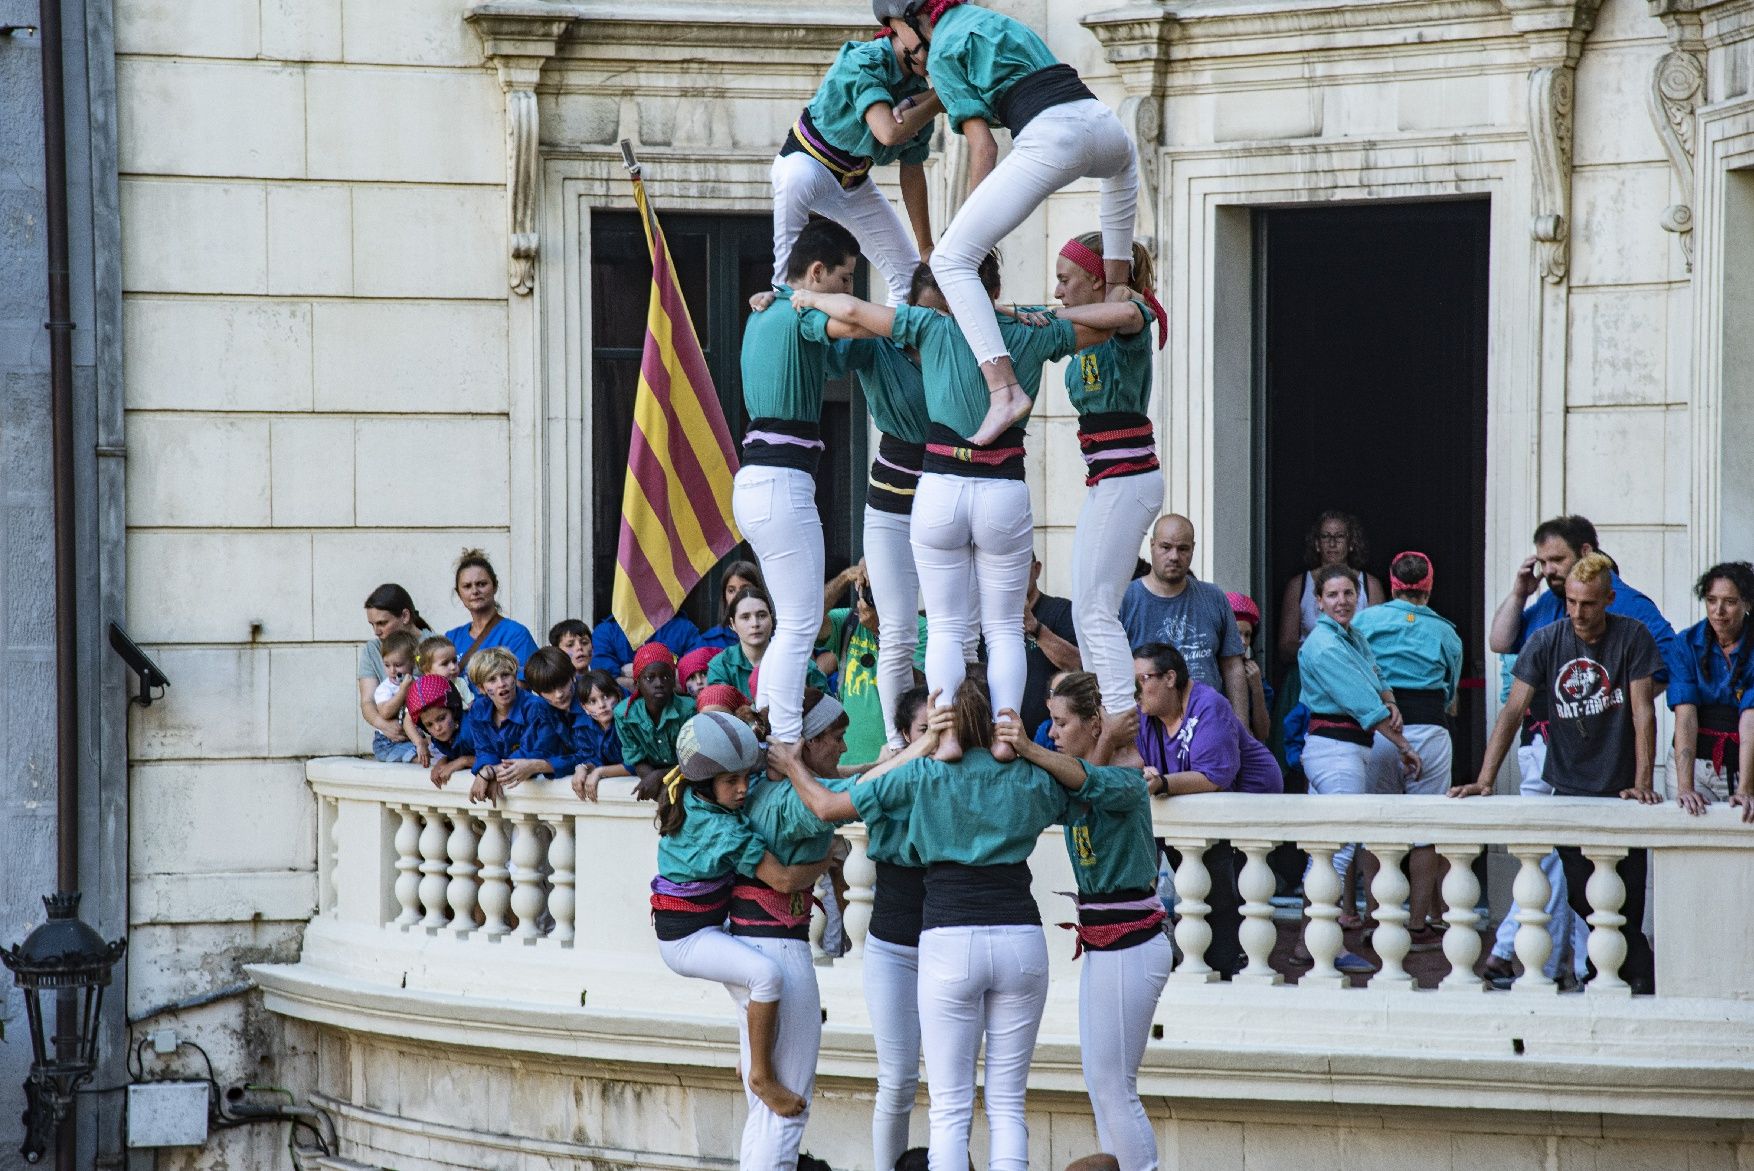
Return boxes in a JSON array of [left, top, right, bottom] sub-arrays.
[[848, 748, 1143, 867], [889, 306, 1078, 441], [1065, 299, 1157, 418], [741, 286, 835, 425], [1062, 779, 1158, 897], [615, 692, 696, 771], [925, 4, 1059, 132], [807, 38, 933, 167]]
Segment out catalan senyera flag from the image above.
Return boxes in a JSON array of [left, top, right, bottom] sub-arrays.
[[611, 170, 742, 646]]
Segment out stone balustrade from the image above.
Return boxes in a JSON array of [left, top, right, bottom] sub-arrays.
[[252, 757, 1754, 1167]]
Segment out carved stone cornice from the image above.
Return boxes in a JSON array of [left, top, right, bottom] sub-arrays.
[[1528, 64, 1575, 284], [1649, 48, 1705, 270], [466, 4, 569, 296]]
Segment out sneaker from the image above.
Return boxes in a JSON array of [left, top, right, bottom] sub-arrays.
[[1335, 950, 1376, 974]]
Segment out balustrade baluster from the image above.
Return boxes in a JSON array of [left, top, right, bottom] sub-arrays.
[[1508, 846, 1555, 992], [1300, 842, 1345, 989], [1583, 847, 1631, 997], [393, 807, 422, 929], [418, 810, 451, 930], [1232, 840, 1281, 986], [840, 831, 875, 959], [1436, 845, 1484, 991], [545, 815, 575, 945], [447, 812, 480, 938], [320, 798, 339, 914], [477, 813, 512, 937], [1167, 838, 1216, 983], [509, 814, 547, 940], [1367, 844, 1413, 990]]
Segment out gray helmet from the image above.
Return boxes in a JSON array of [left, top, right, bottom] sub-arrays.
[[872, 0, 921, 22], [675, 711, 761, 781]]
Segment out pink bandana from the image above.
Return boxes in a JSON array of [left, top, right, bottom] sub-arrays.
[[1058, 238, 1168, 350]]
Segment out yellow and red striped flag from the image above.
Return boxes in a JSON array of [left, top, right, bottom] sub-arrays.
[[611, 159, 742, 645]]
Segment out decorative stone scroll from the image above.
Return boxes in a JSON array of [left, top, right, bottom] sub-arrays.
[[1528, 64, 1576, 285], [1648, 48, 1705, 270], [506, 87, 540, 295]]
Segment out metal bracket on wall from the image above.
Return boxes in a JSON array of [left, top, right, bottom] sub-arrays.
[[108, 623, 169, 708], [0, 24, 38, 36]]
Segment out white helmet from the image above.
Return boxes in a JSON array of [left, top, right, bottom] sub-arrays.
[[872, 0, 922, 22]]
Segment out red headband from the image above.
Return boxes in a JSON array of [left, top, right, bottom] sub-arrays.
[[1390, 551, 1434, 593], [1058, 239, 1168, 350], [696, 683, 749, 712], [406, 674, 456, 719], [632, 642, 676, 677]]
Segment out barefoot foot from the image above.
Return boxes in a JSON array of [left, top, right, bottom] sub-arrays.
[[966, 384, 1031, 446], [990, 732, 1017, 763], [749, 1073, 808, 1118], [933, 729, 964, 762]]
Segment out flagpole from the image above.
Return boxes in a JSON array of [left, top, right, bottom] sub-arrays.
[[619, 138, 640, 177]]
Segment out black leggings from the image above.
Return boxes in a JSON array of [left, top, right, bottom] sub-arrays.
[[1557, 845, 1653, 991]]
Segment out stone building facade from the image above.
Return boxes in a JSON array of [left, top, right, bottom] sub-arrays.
[[2, 0, 1751, 1167]]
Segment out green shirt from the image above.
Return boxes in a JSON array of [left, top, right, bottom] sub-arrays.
[[820, 607, 887, 764], [926, 3, 1059, 132], [656, 788, 766, 883], [890, 306, 1078, 441], [1062, 778, 1159, 896], [741, 285, 834, 422], [807, 38, 932, 167], [614, 693, 696, 769], [1064, 301, 1156, 417], [704, 642, 829, 699], [828, 338, 929, 444], [743, 773, 850, 866], [848, 748, 1142, 866]]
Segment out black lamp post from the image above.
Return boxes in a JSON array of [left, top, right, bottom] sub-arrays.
[[2, 892, 126, 1164]]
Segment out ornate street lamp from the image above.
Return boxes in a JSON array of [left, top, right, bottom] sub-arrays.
[[2, 892, 126, 1164]]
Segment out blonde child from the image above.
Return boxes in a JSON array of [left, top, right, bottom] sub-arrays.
[[372, 630, 424, 763]]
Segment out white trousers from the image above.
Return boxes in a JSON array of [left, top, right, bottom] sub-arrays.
[[771, 151, 918, 305], [1081, 933, 1173, 1171], [864, 505, 922, 748], [1301, 734, 1375, 876], [657, 924, 785, 1003], [734, 465, 825, 742], [1072, 472, 1163, 714], [1488, 745, 1589, 979], [917, 925, 1050, 1171], [1367, 724, 1453, 795], [726, 936, 821, 1171], [865, 934, 922, 1171], [911, 474, 1034, 721], [931, 100, 1138, 366]]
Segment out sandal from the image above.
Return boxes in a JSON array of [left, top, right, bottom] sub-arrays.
[[1337, 910, 1364, 931]]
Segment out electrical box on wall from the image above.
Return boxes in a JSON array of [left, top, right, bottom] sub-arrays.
[[127, 1081, 210, 1148]]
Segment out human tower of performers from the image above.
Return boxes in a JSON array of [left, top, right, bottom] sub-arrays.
[[653, 3, 1209, 1170]]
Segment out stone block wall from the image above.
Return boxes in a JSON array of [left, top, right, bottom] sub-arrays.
[[114, 1, 513, 1163]]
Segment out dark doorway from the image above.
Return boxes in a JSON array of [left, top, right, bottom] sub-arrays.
[[1254, 200, 1490, 774], [589, 211, 868, 629]]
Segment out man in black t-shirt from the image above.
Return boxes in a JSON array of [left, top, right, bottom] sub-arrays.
[[1453, 553, 1662, 991]]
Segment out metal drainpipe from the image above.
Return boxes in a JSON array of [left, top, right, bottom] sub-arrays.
[[36, 1, 82, 1169]]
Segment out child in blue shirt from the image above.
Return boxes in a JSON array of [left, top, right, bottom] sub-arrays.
[[521, 649, 631, 802], [463, 647, 568, 803]]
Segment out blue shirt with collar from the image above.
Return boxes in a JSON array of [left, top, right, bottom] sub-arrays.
[[464, 687, 568, 771], [1667, 617, 1754, 712], [445, 615, 541, 698], [1352, 597, 1464, 701], [549, 699, 625, 773], [590, 615, 704, 675]]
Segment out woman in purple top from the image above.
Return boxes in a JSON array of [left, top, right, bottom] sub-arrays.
[[1124, 642, 1282, 979], [1132, 643, 1283, 796]]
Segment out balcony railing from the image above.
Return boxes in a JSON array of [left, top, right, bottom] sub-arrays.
[[254, 757, 1754, 1124]]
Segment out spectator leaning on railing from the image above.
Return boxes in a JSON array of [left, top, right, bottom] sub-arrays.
[[445, 548, 540, 699], [358, 583, 433, 761], [1453, 552, 1662, 994]]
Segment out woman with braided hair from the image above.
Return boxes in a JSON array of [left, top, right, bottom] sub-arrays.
[[649, 711, 830, 1141], [874, 0, 1139, 447]]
